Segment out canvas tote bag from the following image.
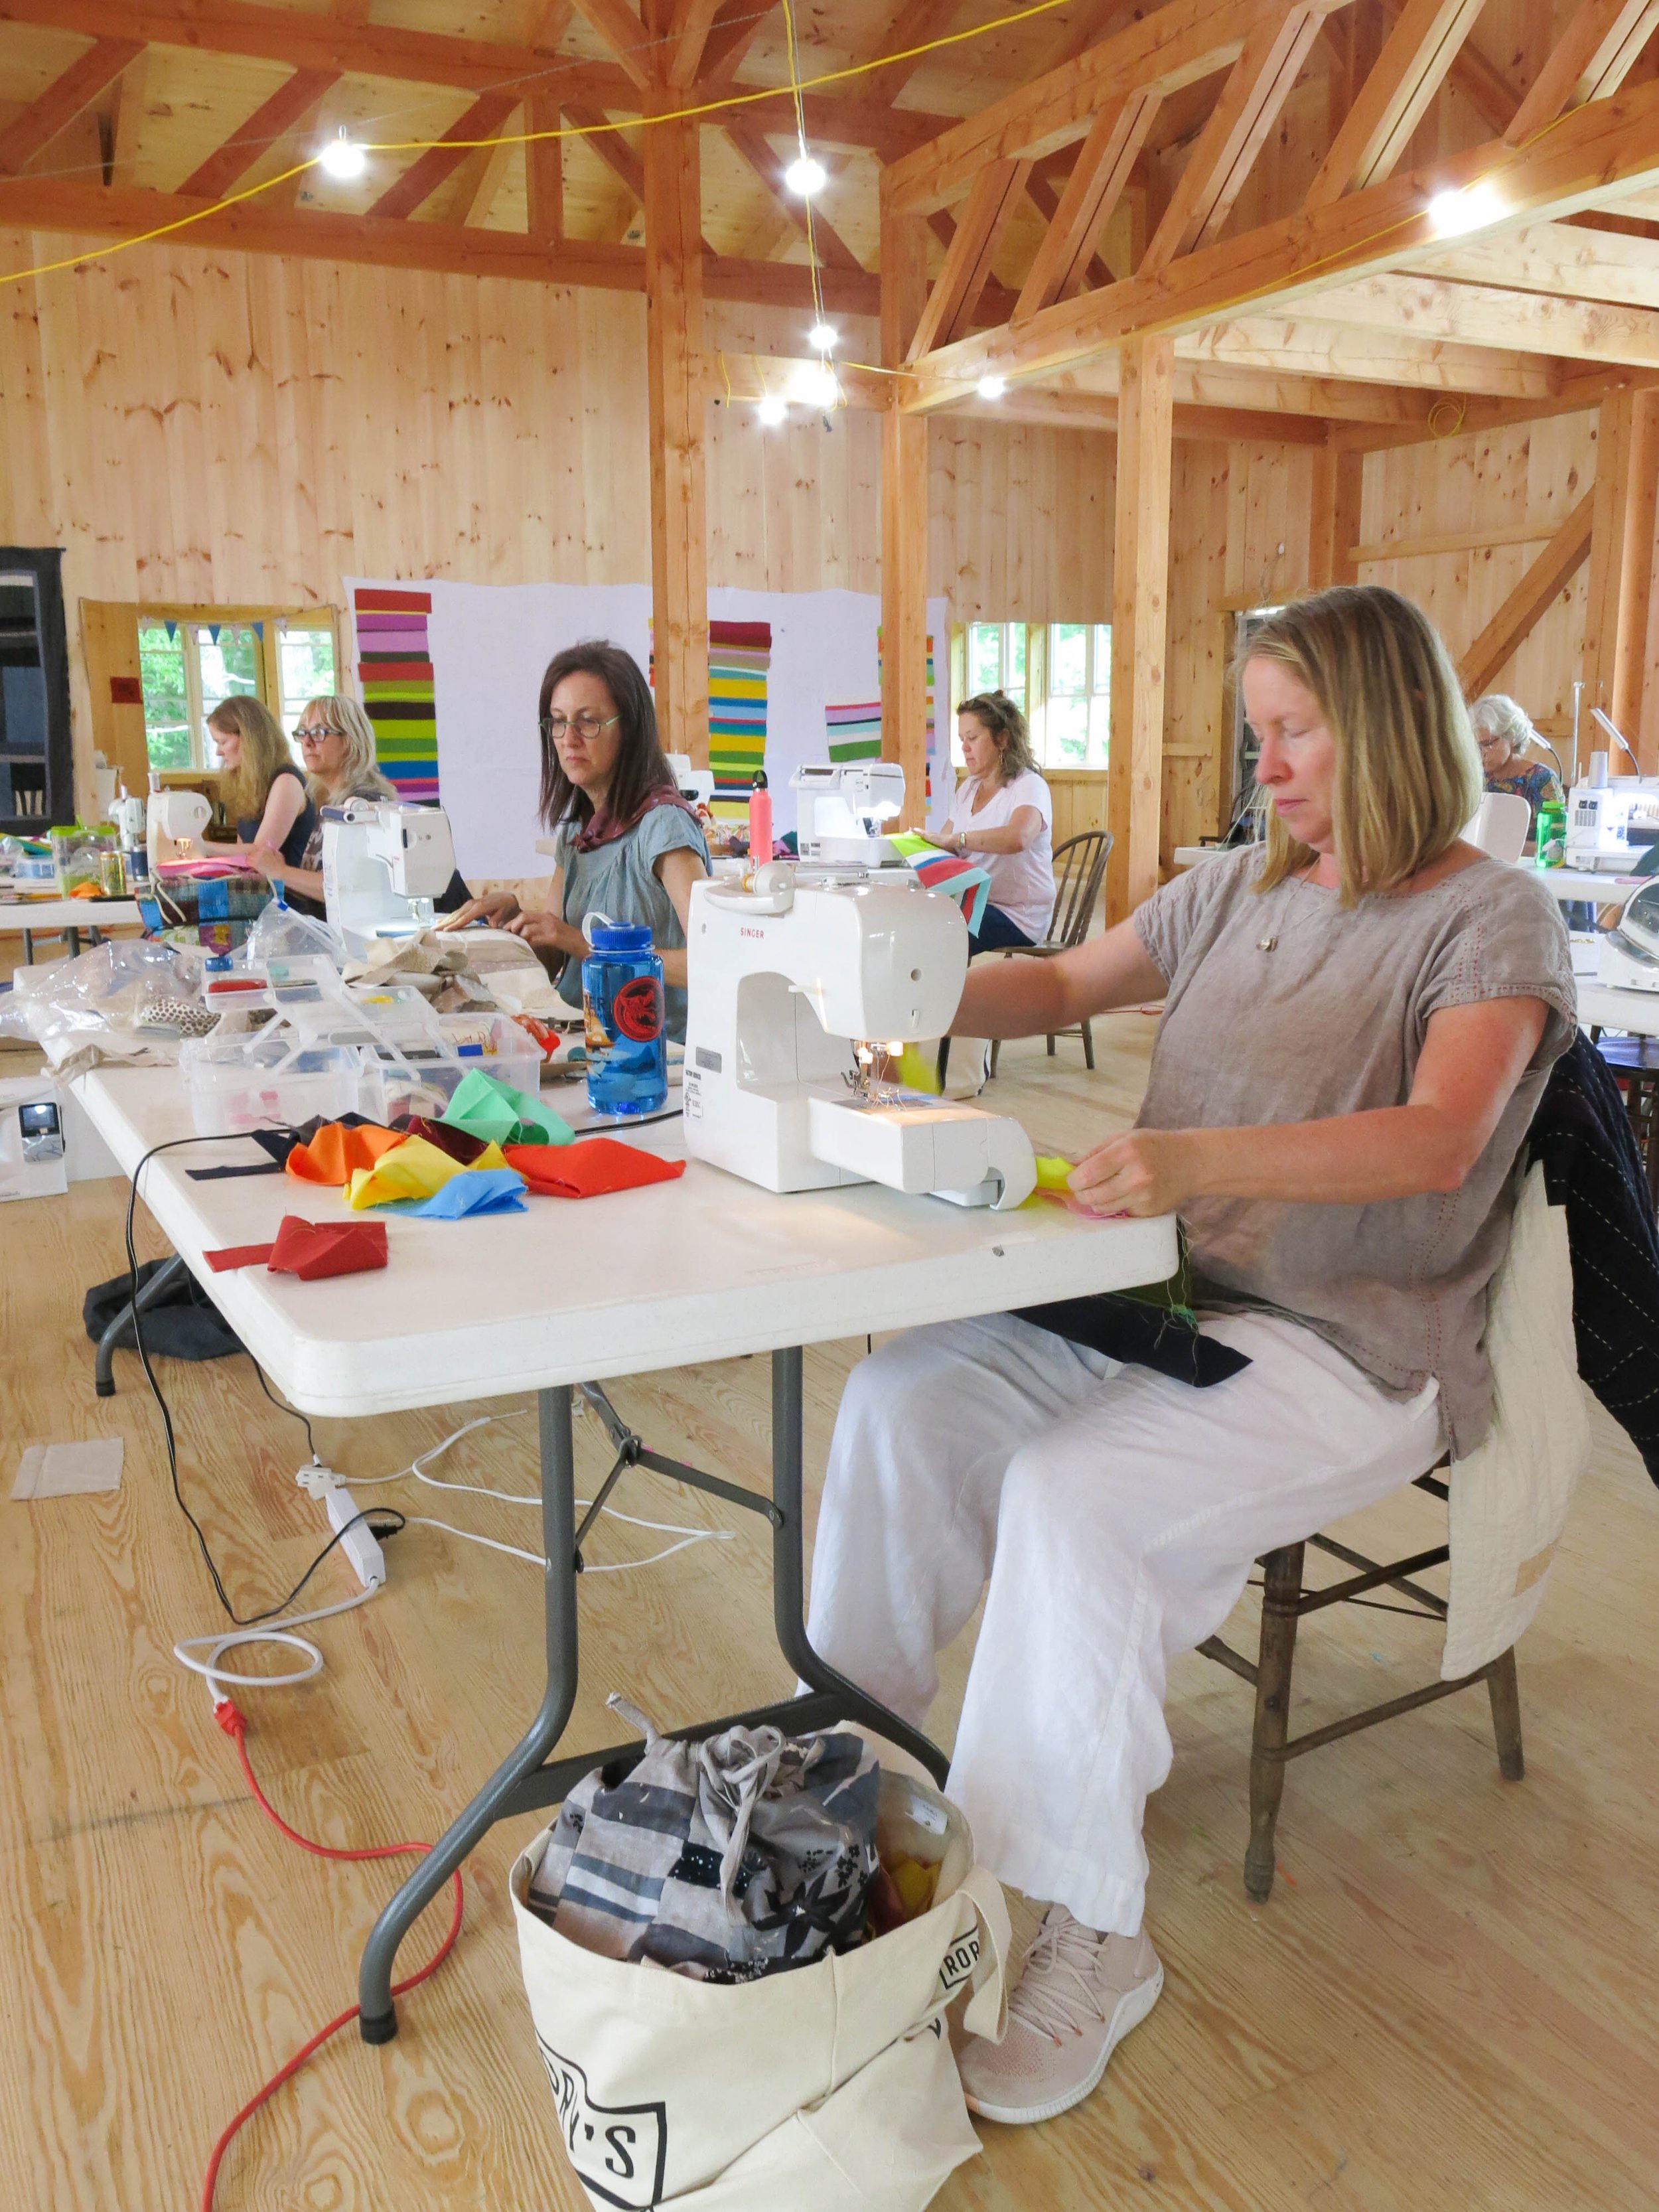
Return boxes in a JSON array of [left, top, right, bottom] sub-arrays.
[[510, 1765, 1011, 2211]]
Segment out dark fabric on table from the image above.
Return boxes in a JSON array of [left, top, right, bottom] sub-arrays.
[[82, 1260, 244, 1361], [1012, 1293, 1252, 1387], [1528, 1029, 1659, 1485]]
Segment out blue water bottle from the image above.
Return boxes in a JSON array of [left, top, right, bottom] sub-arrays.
[[581, 921, 668, 1117]]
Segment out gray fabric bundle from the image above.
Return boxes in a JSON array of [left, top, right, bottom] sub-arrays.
[[527, 1697, 879, 1981]]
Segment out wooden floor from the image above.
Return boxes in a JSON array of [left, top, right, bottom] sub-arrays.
[[2, 1015, 1657, 2211]]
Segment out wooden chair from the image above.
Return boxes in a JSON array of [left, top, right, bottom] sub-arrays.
[[1588, 1033, 1659, 1204], [1198, 1465, 1524, 1902], [987, 829, 1112, 1076]]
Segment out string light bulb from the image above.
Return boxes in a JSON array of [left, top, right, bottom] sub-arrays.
[[784, 153, 827, 197], [976, 374, 1007, 400], [799, 364, 839, 409], [1427, 179, 1503, 236], [757, 394, 788, 426], [808, 322, 839, 352], [318, 130, 367, 181]]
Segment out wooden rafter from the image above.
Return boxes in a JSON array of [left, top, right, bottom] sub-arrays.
[[1141, 3, 1330, 268], [1457, 489, 1596, 694], [721, 119, 865, 273], [107, 46, 148, 189], [177, 66, 338, 201], [567, 0, 656, 89], [1293, 271, 1659, 368], [443, 118, 521, 228], [1505, 0, 1659, 143], [1023, 159, 1116, 293], [1014, 90, 1159, 320], [857, 0, 965, 106], [666, 0, 723, 88], [697, 0, 780, 87], [902, 68, 1659, 407], [525, 89, 562, 239], [566, 101, 646, 205], [367, 91, 518, 221], [1305, 0, 1485, 208], [1420, 221, 1659, 310], [906, 157, 1032, 360], [0, 35, 143, 175], [1177, 317, 1558, 397]]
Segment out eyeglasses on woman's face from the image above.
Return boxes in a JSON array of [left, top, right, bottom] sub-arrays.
[[541, 711, 620, 742], [294, 724, 337, 744]]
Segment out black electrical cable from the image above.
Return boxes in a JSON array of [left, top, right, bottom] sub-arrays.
[[250, 1356, 319, 1465], [123, 1134, 403, 1627]]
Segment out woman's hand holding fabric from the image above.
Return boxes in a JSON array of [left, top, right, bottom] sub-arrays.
[[508, 908, 586, 958], [439, 889, 519, 930], [246, 841, 285, 882], [1066, 1129, 1204, 1217]]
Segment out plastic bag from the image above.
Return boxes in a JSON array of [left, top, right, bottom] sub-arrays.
[[245, 897, 346, 976], [3, 938, 207, 1044]]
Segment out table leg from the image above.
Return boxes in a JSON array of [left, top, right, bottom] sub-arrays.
[[21, 929, 33, 965], [358, 1384, 579, 2044], [94, 1253, 190, 1398], [64, 926, 81, 958]]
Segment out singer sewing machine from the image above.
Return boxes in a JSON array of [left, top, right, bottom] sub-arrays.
[[147, 788, 213, 873], [323, 797, 457, 956], [1566, 778, 1659, 872], [790, 761, 906, 867], [682, 861, 1036, 1211]]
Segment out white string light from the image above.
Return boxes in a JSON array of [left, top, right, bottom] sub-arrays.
[[1427, 180, 1504, 236], [757, 393, 788, 425], [784, 152, 826, 197], [976, 374, 1008, 400], [808, 321, 838, 351], [317, 129, 367, 181]]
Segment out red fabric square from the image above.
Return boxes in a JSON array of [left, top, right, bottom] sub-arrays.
[[267, 1216, 389, 1280], [204, 1242, 275, 1272], [503, 1139, 685, 1200]]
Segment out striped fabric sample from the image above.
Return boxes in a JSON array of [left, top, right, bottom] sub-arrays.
[[354, 585, 438, 800], [706, 619, 771, 820], [825, 699, 882, 763]]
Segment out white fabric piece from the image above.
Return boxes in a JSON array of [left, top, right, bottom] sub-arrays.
[[1441, 1164, 1589, 1678], [807, 1310, 1443, 1935], [13, 1438, 123, 1499], [950, 770, 1056, 941]]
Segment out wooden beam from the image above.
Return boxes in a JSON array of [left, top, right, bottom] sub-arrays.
[[1305, 0, 1484, 208], [568, 0, 656, 89], [447, 117, 520, 228], [1352, 516, 1563, 563], [644, 112, 708, 763], [1298, 270, 1659, 368], [883, 0, 1287, 214], [1177, 318, 1558, 396], [906, 158, 1032, 360], [881, 200, 930, 830], [1308, 441, 1364, 585], [857, 0, 965, 106], [1456, 488, 1595, 694], [1014, 90, 1159, 320], [1108, 331, 1174, 919], [1143, 3, 1330, 268], [565, 101, 645, 206], [902, 70, 1659, 408], [721, 119, 865, 273], [701, 352, 892, 409], [108, 46, 148, 189], [1583, 388, 1659, 733], [1505, 0, 1659, 143], [1418, 221, 1659, 309], [525, 90, 562, 240], [177, 66, 338, 201], [696, 0, 779, 86], [366, 91, 518, 221], [666, 0, 722, 88], [947, 384, 1330, 442], [0, 36, 143, 175]]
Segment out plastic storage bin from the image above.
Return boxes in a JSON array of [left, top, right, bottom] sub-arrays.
[[357, 1011, 544, 1124], [179, 1035, 366, 1136]]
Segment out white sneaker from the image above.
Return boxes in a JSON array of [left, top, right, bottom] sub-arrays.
[[956, 1904, 1163, 2126]]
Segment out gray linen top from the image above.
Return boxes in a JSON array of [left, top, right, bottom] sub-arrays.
[[547, 803, 710, 1042], [1132, 846, 1576, 1455]]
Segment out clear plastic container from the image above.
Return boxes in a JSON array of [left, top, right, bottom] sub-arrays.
[[179, 1035, 366, 1136]]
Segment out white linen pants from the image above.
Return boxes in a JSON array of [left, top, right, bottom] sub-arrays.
[[807, 1310, 1443, 1935]]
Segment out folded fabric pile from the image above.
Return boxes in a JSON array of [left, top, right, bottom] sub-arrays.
[[526, 1698, 880, 1982]]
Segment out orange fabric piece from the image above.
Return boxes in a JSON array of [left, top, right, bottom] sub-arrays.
[[503, 1138, 686, 1200], [285, 1123, 407, 1185]]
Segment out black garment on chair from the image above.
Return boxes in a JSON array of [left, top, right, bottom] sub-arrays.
[[1527, 1029, 1659, 1486], [1012, 1294, 1251, 1388], [82, 1260, 244, 1363]]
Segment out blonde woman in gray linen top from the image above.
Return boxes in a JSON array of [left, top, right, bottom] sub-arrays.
[[802, 585, 1575, 2135]]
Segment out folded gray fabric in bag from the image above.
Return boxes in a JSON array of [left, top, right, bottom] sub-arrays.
[[527, 1697, 880, 1981]]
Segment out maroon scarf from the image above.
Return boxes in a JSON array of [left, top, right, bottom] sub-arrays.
[[570, 782, 699, 853]]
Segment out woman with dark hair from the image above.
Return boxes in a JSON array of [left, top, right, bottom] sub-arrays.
[[938, 689, 1056, 950], [443, 640, 709, 1040]]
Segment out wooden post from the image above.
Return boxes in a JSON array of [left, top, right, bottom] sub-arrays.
[[1107, 331, 1174, 924], [643, 115, 708, 765], [1308, 442, 1364, 589], [1584, 387, 1659, 757], [881, 195, 930, 830]]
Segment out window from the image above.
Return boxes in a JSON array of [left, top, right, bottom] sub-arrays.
[[952, 621, 1111, 773], [137, 612, 338, 770]]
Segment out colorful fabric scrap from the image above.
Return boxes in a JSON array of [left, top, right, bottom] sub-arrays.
[[354, 585, 437, 800], [378, 1168, 529, 1218], [284, 1122, 407, 1184], [504, 1138, 687, 1199], [266, 1217, 389, 1280], [440, 1067, 573, 1148], [344, 1134, 510, 1209], [889, 831, 993, 933]]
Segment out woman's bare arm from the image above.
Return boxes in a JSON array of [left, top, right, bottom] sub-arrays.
[[951, 916, 1168, 1037]]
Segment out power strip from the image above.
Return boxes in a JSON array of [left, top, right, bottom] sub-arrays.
[[296, 1464, 386, 1591]]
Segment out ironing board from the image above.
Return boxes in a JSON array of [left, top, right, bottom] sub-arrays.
[[71, 1063, 1176, 2041]]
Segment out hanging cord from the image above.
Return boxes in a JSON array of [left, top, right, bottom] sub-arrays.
[[199, 1699, 465, 2212]]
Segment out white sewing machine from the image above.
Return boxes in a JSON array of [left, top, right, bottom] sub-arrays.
[[790, 761, 906, 867], [323, 797, 457, 955], [147, 788, 213, 873], [682, 862, 1036, 1211], [1566, 777, 1659, 872]]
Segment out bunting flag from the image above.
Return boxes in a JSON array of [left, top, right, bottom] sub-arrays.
[[706, 619, 771, 819], [354, 585, 439, 800], [825, 699, 882, 763]]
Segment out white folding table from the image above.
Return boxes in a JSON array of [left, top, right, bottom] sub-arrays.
[[0, 894, 143, 960], [72, 1065, 1176, 2041]]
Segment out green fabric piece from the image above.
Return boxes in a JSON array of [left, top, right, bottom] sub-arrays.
[[440, 1067, 573, 1149]]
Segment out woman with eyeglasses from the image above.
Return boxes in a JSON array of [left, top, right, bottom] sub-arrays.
[[245, 694, 396, 917], [441, 641, 709, 1041]]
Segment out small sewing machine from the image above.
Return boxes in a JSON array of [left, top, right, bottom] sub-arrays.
[[323, 797, 457, 956], [1566, 778, 1659, 871], [790, 761, 906, 867], [147, 787, 213, 873], [682, 862, 1036, 1211]]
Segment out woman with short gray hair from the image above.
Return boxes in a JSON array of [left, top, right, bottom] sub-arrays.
[[1471, 692, 1561, 826]]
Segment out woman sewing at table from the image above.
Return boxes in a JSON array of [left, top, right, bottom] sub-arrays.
[[441, 641, 709, 1041], [211, 696, 316, 871], [245, 694, 393, 916], [808, 585, 1573, 2130], [937, 690, 1056, 949]]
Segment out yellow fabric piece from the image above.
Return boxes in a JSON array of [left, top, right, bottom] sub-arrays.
[[345, 1135, 510, 1210], [892, 1044, 942, 1096], [1033, 1155, 1074, 1191]]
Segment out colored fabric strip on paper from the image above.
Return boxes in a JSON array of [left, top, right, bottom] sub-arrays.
[[504, 1138, 685, 1199], [204, 1241, 277, 1272], [266, 1217, 389, 1280], [441, 1067, 573, 1148], [285, 1122, 407, 1184], [345, 1134, 510, 1209], [379, 1168, 529, 1219]]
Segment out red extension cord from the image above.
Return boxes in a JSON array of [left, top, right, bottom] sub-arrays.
[[200, 1698, 466, 2212]]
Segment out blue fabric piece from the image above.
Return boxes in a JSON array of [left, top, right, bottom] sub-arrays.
[[380, 1167, 528, 1218]]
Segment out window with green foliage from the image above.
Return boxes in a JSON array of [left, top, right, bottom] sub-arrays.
[[954, 621, 1110, 772], [137, 621, 191, 770], [136, 613, 336, 770], [275, 622, 337, 743]]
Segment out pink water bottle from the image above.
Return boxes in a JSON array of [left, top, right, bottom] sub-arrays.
[[747, 771, 772, 865]]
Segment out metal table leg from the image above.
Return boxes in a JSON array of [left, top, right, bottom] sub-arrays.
[[94, 1253, 190, 1397], [21, 928, 33, 965], [356, 1349, 946, 2041], [64, 926, 81, 958]]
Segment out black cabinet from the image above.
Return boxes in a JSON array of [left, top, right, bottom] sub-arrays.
[[0, 548, 74, 832]]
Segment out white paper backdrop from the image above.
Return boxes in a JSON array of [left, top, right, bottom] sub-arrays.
[[347, 577, 950, 880]]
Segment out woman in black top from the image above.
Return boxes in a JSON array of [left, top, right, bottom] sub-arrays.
[[208, 696, 315, 868]]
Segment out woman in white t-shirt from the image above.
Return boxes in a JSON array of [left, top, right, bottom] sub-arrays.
[[940, 690, 1056, 948]]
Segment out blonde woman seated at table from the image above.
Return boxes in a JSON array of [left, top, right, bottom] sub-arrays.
[[806, 585, 1573, 2130], [938, 690, 1056, 950], [246, 694, 393, 917], [441, 641, 709, 1041], [211, 696, 315, 873]]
